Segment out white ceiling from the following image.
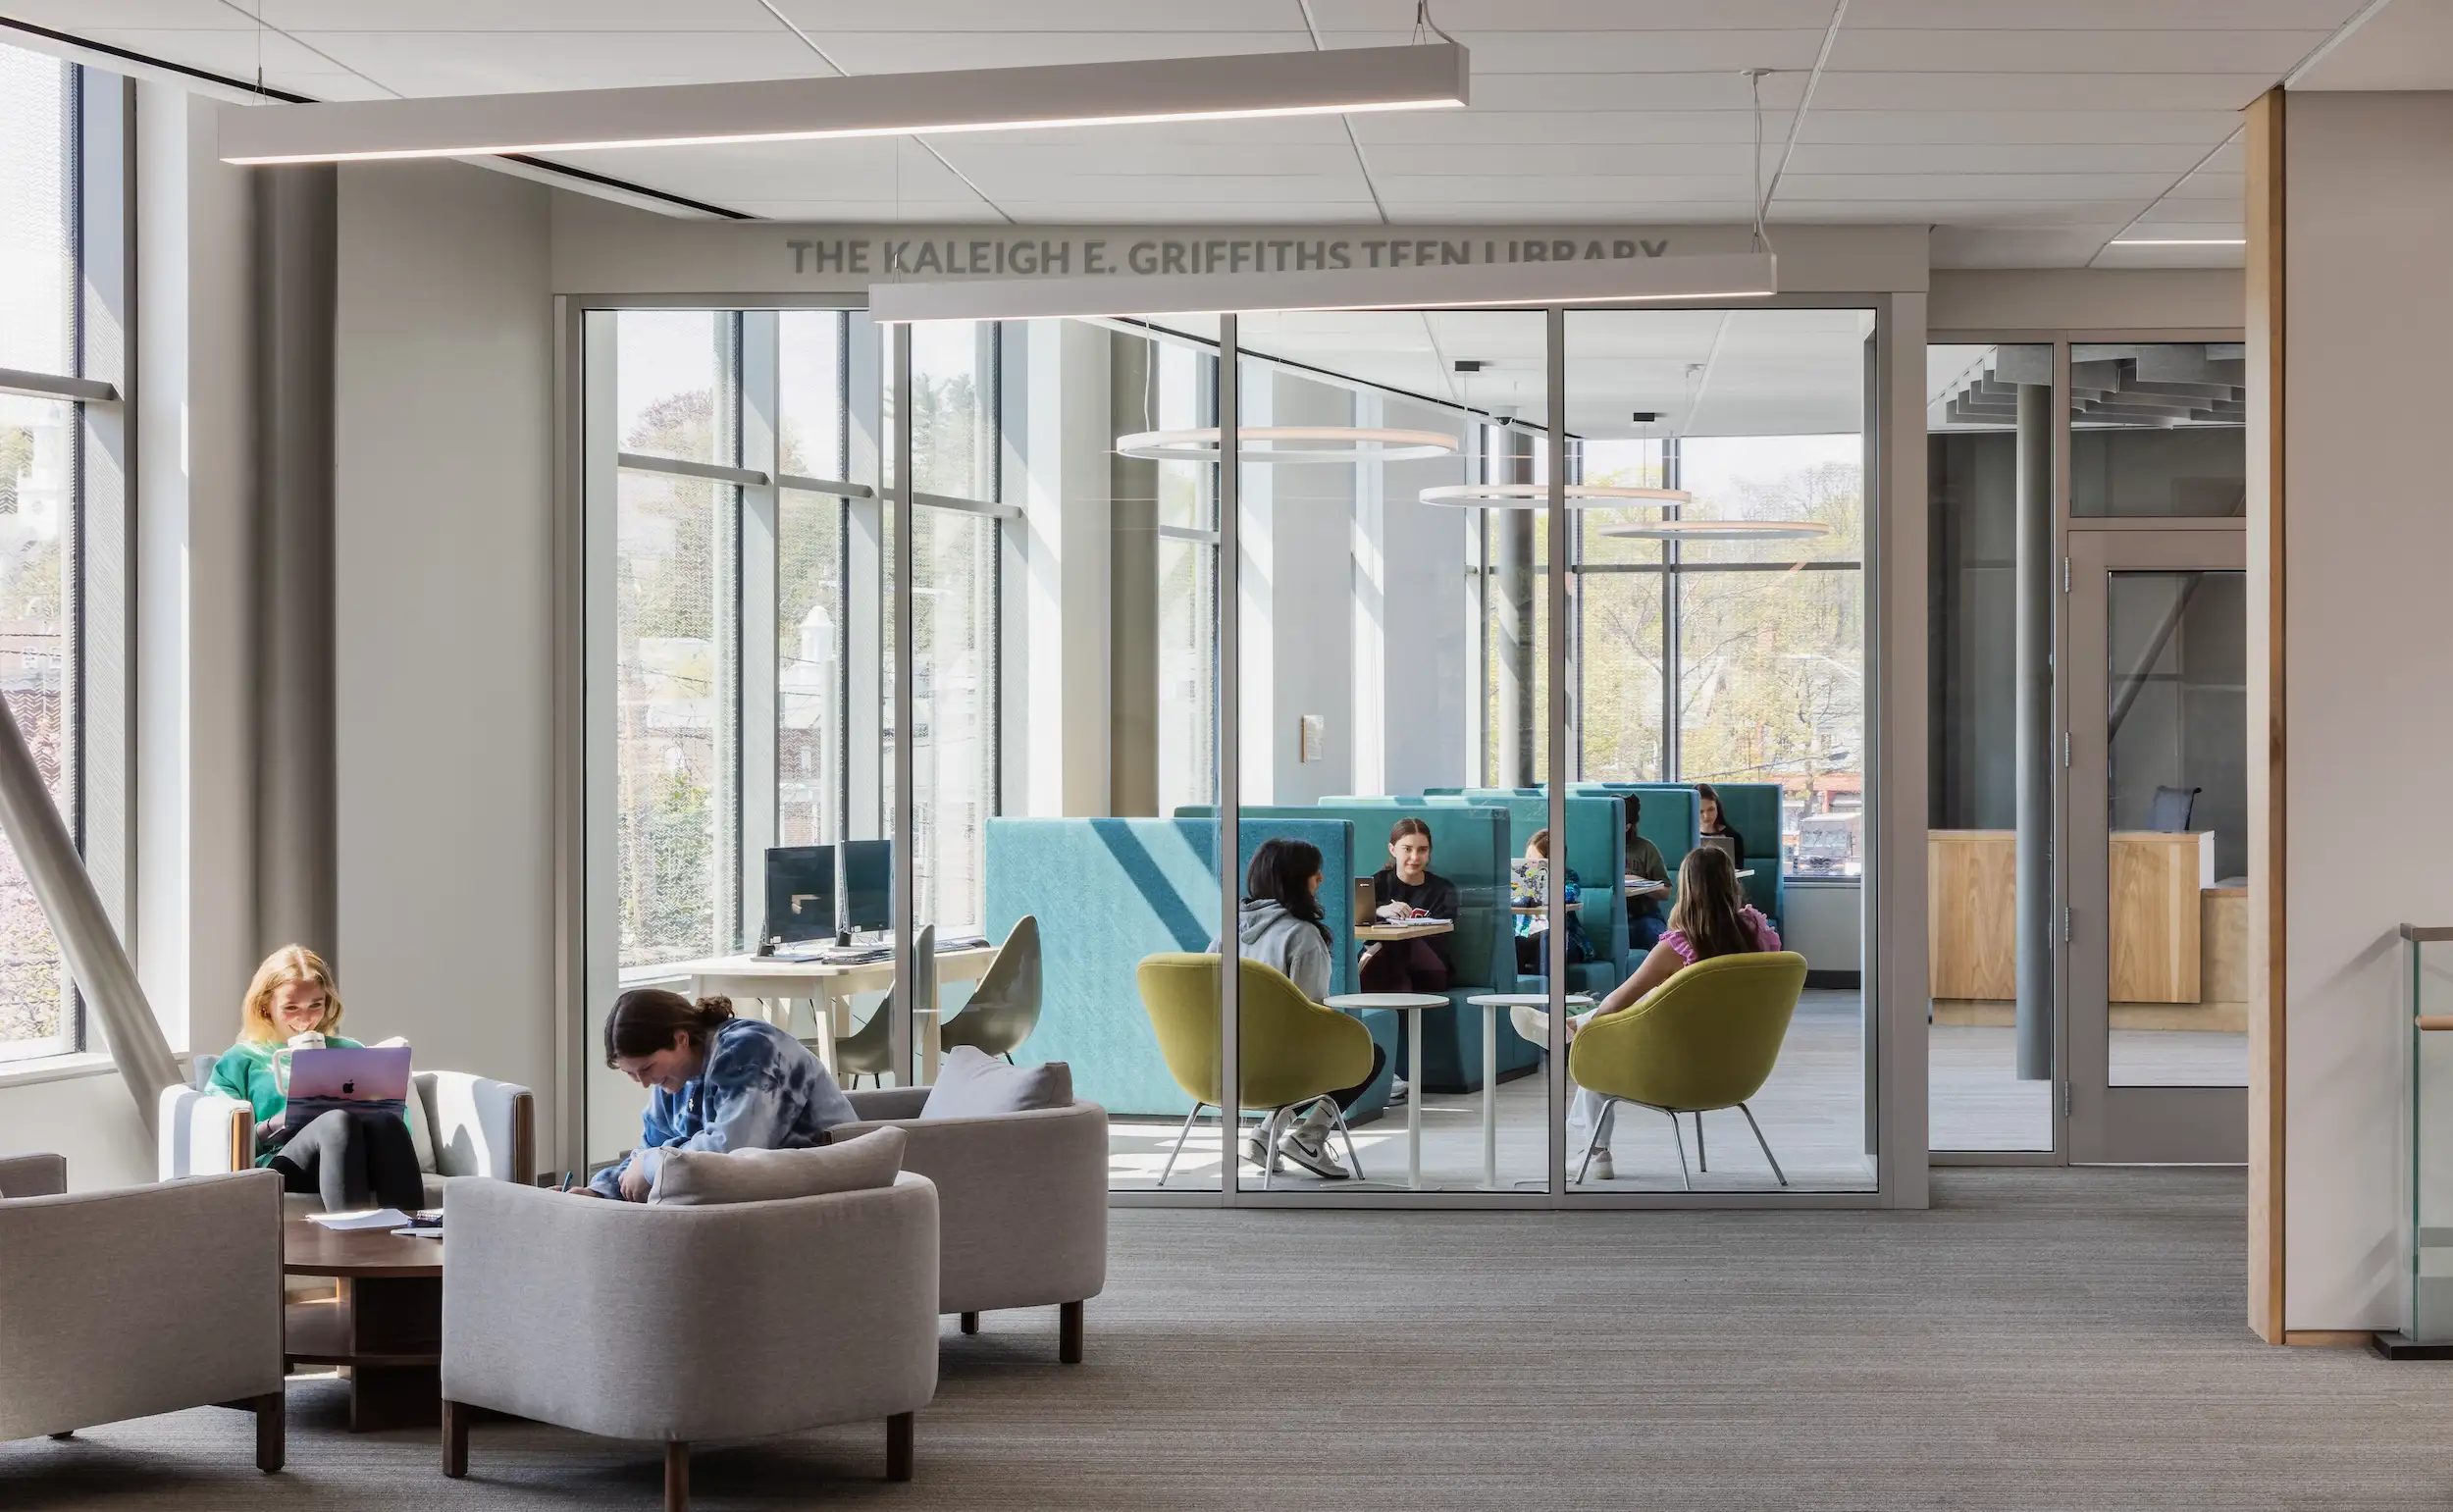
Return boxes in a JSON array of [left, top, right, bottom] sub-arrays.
[[9, 0, 2424, 268]]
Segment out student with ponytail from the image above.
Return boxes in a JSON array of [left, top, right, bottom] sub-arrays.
[[588, 988, 856, 1200]]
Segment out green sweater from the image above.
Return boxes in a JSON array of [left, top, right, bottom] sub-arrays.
[[209, 1036, 365, 1165]]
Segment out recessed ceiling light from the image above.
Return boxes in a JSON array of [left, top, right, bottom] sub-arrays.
[[219, 42, 1469, 165]]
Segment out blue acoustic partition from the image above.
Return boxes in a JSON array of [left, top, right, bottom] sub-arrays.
[[984, 815, 1396, 1120], [1574, 782, 1698, 966], [1630, 781, 1787, 927]]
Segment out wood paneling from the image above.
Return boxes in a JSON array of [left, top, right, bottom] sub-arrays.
[[1930, 830, 2016, 1000], [2243, 84, 2286, 1346], [2109, 831, 2215, 1004]]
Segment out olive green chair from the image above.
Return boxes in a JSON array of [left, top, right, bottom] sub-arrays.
[[1566, 951, 1806, 1188], [1136, 953, 1376, 1189]]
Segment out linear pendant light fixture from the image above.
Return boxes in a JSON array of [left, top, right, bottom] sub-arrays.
[[218, 42, 1469, 165], [869, 250, 1776, 325]]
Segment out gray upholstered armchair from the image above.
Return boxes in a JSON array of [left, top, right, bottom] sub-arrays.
[[440, 1173, 941, 1510], [160, 1052, 536, 1208], [835, 1089, 1108, 1361], [0, 1157, 286, 1468]]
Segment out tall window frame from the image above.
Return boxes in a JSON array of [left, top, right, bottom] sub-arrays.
[[593, 306, 1012, 982], [0, 50, 130, 1067]]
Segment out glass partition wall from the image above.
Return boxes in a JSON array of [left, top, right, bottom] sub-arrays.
[[581, 298, 1888, 1205]]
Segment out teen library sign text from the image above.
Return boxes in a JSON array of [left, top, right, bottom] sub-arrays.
[[784, 235, 1680, 279]]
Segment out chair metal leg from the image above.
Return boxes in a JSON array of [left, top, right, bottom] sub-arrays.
[[1329, 1103, 1366, 1181], [1738, 1101, 1789, 1187], [1662, 1106, 1693, 1191], [1695, 1111, 1706, 1172], [1156, 1104, 1204, 1188], [1576, 1097, 1621, 1184], [1260, 1107, 1283, 1191]]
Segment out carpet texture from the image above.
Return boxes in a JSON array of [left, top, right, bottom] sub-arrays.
[[7, 1169, 2447, 1510]]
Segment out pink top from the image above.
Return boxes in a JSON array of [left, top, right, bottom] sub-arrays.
[[1662, 907, 1781, 964]]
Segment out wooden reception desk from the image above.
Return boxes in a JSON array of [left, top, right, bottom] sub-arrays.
[[1929, 829, 2245, 1030]]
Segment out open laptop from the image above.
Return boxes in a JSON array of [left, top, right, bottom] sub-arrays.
[[285, 1045, 412, 1126]]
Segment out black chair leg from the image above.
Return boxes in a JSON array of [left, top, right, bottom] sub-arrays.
[[254, 1391, 286, 1474], [1060, 1300, 1084, 1364], [443, 1398, 470, 1478], [960, 1311, 979, 1334], [664, 1441, 690, 1512]]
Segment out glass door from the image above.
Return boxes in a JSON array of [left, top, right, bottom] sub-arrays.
[[2065, 528, 2247, 1162]]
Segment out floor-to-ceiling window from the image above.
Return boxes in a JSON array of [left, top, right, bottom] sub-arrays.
[[0, 46, 93, 1064]]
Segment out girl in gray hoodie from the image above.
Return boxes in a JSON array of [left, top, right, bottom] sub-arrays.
[[1209, 838, 1385, 1179]]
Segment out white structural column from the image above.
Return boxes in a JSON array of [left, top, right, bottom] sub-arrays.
[[1006, 319, 1113, 818]]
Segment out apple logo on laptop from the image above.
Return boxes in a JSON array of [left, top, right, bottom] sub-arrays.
[[341, 1079, 355, 1095]]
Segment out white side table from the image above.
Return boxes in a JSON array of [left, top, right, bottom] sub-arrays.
[[1464, 992, 1592, 1190], [1323, 993, 1447, 1190]]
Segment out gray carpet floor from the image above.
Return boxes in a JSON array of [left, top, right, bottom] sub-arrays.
[[11, 1169, 2451, 1510]]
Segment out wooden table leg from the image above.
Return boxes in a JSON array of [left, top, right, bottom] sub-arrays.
[[342, 1276, 443, 1433]]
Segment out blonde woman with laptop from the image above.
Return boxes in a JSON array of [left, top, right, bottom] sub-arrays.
[[208, 945, 425, 1212]]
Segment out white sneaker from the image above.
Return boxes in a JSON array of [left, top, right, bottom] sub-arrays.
[[1584, 1149, 1615, 1181], [1387, 1077, 1410, 1106], [1243, 1133, 1274, 1172], [1278, 1125, 1351, 1180], [1510, 1003, 1550, 1042]]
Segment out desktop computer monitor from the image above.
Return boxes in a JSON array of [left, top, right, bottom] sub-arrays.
[[764, 846, 836, 944], [842, 839, 893, 934]]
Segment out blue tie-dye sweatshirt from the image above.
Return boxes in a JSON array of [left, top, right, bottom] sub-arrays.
[[592, 1017, 857, 1197]]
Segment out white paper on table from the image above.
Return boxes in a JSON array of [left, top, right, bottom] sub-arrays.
[[307, 1207, 413, 1230]]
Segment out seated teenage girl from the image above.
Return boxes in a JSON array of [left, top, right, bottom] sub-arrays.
[[1361, 816, 1457, 995], [588, 989, 856, 1200], [209, 945, 423, 1213]]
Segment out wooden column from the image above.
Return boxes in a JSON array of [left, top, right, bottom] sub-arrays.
[[2243, 85, 2286, 1346]]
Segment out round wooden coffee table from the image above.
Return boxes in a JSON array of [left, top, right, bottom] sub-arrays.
[[284, 1219, 444, 1432]]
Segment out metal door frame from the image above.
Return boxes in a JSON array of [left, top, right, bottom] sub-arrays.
[[2064, 526, 2248, 1163]]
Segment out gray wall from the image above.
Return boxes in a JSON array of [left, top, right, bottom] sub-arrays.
[[334, 161, 558, 1160], [2279, 90, 2453, 1330]]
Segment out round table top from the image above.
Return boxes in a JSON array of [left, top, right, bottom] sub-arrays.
[[1324, 992, 1448, 1011], [284, 1219, 444, 1278], [1466, 993, 1594, 1008]]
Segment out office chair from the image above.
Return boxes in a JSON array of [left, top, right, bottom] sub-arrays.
[[830, 924, 933, 1087], [2148, 785, 2201, 832], [939, 914, 1043, 1062]]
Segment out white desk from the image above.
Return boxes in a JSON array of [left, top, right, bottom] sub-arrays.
[[1323, 993, 1446, 1190], [1465, 993, 1592, 1191], [650, 949, 998, 1079]]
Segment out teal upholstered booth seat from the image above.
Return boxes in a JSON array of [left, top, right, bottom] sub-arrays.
[[1416, 789, 1628, 1000], [1207, 801, 1517, 1094], [983, 816, 1397, 1120]]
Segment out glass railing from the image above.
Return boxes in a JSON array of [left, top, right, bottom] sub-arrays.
[[2402, 924, 2453, 1350]]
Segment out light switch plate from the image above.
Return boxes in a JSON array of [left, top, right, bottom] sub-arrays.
[[1298, 714, 1324, 762]]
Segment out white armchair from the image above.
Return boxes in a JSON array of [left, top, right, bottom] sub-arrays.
[[442, 1173, 940, 1510], [160, 1052, 536, 1208], [0, 1157, 286, 1468]]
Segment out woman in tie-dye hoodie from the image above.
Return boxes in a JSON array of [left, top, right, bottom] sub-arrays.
[[589, 988, 856, 1200]]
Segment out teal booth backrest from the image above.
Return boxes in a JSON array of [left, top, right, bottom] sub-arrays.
[[1629, 781, 1784, 922], [1283, 802, 1510, 990], [984, 815, 1356, 1117], [1440, 789, 1629, 968], [1574, 783, 1699, 877]]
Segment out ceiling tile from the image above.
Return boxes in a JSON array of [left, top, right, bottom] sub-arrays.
[[7, 1, 244, 27], [1787, 141, 2215, 175], [1351, 109, 1801, 146], [1826, 26, 2327, 74], [265, 0, 780, 29], [1846, 0, 2367, 29], [2292, 0, 2453, 88], [1799, 109, 2243, 145], [1808, 72, 2279, 112], [805, 30, 1312, 74], [293, 29, 839, 94], [1780, 171, 2178, 201]]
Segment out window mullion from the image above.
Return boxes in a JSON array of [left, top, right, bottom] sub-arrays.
[[738, 312, 781, 950]]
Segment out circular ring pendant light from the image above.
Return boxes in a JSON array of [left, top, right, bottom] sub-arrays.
[[1116, 426, 1459, 463], [1597, 518, 1836, 542], [1416, 482, 1692, 510]]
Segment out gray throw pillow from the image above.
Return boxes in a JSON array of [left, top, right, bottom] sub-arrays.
[[649, 1125, 906, 1206], [918, 1045, 1073, 1119]]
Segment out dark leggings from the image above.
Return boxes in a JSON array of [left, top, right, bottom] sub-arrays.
[[269, 1109, 424, 1212], [1325, 1044, 1389, 1115], [1359, 939, 1451, 995]]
